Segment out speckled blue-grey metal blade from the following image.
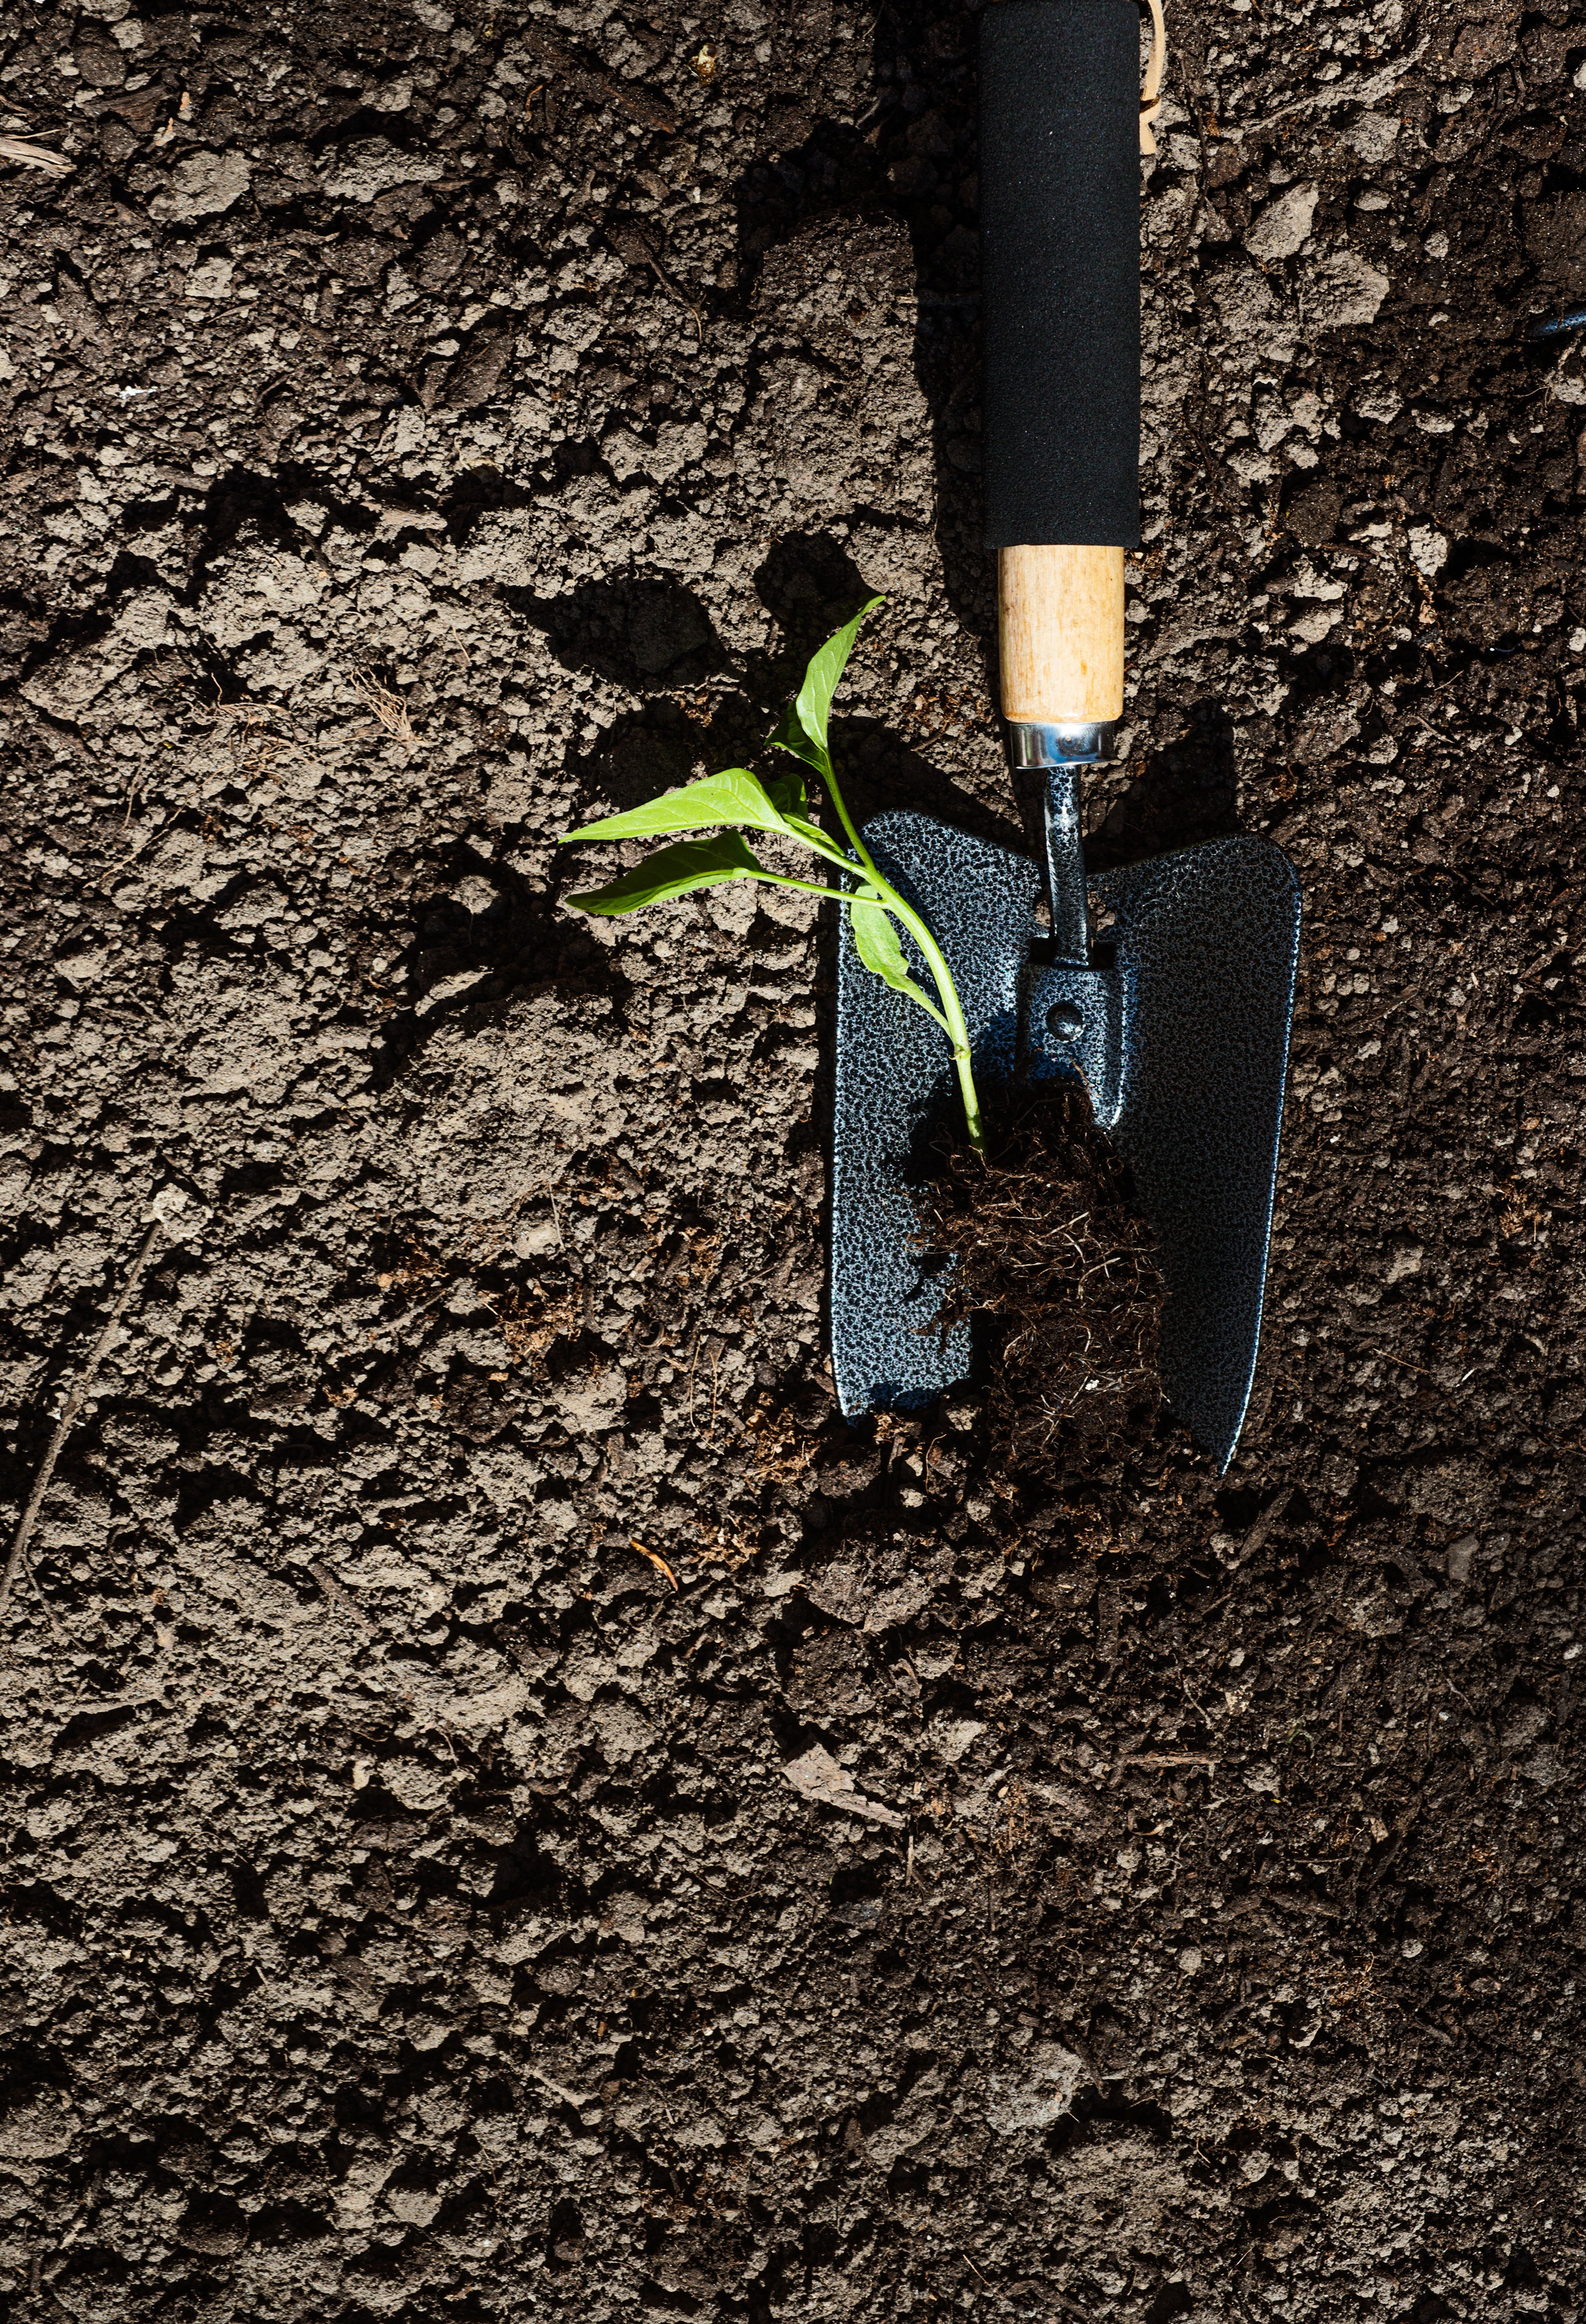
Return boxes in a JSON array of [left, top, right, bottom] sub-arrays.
[[1067, 836, 1301, 1468], [830, 814, 1040, 1416], [831, 814, 1300, 1471]]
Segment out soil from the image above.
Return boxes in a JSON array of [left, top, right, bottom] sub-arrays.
[[913, 1084, 1165, 1485], [1, 0, 1584, 2318]]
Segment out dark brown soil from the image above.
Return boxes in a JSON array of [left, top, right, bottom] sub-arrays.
[[914, 1081, 1166, 1486], [2, 0, 1585, 2318]]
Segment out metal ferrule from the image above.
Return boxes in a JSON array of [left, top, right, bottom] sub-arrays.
[[1006, 719, 1118, 770]]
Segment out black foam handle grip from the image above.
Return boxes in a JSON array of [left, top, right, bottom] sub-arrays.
[[980, 0, 1141, 551]]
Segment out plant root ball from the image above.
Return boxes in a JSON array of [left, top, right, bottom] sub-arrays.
[[914, 1077, 1164, 1484]]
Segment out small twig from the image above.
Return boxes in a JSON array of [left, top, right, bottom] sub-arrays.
[[1117, 1750, 1219, 1770], [608, 220, 705, 347], [368, 1277, 458, 1348], [307, 1559, 376, 1634], [2, 1223, 163, 1618], [627, 1538, 679, 1591], [0, 136, 72, 176]]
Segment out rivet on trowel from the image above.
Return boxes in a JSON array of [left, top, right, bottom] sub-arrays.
[[1046, 1000, 1084, 1043]]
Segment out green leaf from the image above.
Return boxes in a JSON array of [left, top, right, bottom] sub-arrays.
[[849, 896, 946, 1029], [564, 833, 767, 916], [769, 595, 885, 772], [765, 765, 808, 820], [560, 769, 790, 845], [795, 594, 885, 753], [768, 696, 827, 777]]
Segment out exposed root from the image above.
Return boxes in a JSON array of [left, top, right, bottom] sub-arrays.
[[351, 666, 418, 753], [913, 1079, 1164, 1484]]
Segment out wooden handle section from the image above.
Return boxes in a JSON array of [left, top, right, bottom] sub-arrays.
[[998, 545, 1126, 725]]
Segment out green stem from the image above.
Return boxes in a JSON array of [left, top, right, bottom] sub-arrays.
[[877, 883, 986, 1153], [752, 871, 869, 903], [811, 746, 884, 890], [765, 794, 985, 1152]]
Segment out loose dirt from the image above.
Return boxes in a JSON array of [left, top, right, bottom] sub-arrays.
[[2, 0, 1584, 2317], [913, 1083, 1165, 1487]]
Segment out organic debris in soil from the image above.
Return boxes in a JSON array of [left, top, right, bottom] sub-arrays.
[[914, 1077, 1164, 1483]]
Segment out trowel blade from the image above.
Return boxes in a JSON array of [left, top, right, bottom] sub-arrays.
[[830, 814, 1040, 1417], [1029, 837, 1301, 1468], [830, 813, 1300, 1470]]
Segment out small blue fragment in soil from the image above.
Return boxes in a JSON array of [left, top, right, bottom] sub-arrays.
[[1527, 308, 1586, 339]]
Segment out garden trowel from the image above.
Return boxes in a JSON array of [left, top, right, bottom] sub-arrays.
[[830, 0, 1300, 1470]]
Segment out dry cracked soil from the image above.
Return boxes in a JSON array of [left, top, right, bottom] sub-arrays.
[[2, 0, 1585, 2317]]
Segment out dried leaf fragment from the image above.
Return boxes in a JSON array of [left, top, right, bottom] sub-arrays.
[[783, 1743, 906, 1829]]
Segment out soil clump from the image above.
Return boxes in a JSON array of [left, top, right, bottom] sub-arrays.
[[915, 1080, 1165, 1486]]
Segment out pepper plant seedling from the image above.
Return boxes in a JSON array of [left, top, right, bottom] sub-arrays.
[[558, 597, 986, 1150]]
